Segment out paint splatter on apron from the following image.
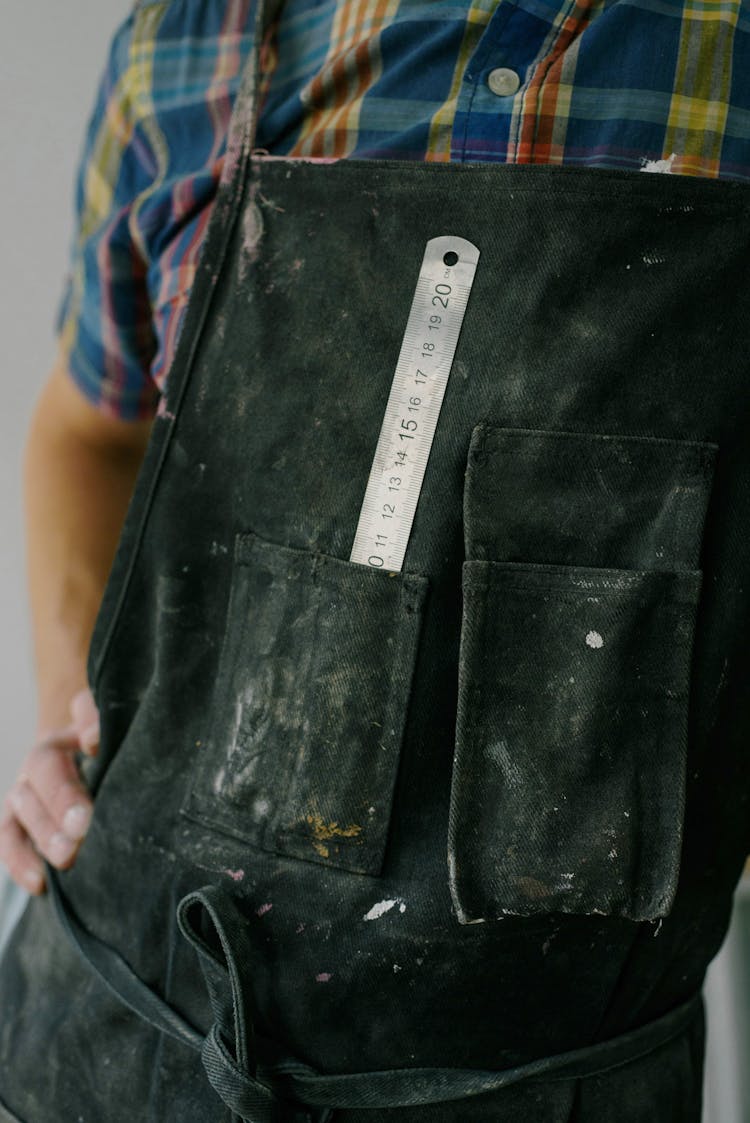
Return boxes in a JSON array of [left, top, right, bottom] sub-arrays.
[[1, 2, 748, 1119]]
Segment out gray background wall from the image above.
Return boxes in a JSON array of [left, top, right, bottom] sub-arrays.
[[0, 4, 746, 1119], [0, 1, 128, 784]]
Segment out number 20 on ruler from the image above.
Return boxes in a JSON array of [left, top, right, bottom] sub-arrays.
[[350, 235, 480, 573]]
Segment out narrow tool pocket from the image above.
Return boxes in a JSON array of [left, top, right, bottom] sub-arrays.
[[448, 425, 716, 923], [181, 531, 428, 876]]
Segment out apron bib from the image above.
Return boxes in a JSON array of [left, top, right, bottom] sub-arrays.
[[1, 3, 749, 1119]]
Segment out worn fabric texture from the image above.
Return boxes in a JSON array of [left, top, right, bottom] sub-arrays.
[[2, 13, 750, 1121], [58, 0, 750, 421]]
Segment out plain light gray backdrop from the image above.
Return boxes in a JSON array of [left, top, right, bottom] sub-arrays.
[[0, 4, 745, 1119], [0, 1, 128, 788]]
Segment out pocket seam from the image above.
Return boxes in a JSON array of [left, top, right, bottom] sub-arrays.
[[273, 572, 427, 853], [464, 424, 718, 572], [180, 530, 429, 877], [472, 420, 719, 457], [451, 558, 700, 921], [463, 570, 702, 602]]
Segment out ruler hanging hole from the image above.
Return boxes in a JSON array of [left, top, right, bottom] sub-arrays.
[[350, 235, 480, 573]]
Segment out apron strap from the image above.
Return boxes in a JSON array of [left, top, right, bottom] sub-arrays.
[[219, 0, 285, 192], [46, 866, 703, 1121], [46, 863, 202, 1052]]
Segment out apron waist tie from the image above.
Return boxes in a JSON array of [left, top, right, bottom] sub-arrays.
[[46, 867, 702, 1123]]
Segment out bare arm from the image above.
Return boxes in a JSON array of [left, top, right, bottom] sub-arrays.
[[0, 348, 155, 893]]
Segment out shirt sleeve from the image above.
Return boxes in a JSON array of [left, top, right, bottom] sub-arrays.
[[56, 7, 162, 420], [57, 1, 258, 421]]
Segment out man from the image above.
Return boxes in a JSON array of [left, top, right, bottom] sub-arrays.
[[1, 0, 749, 1119]]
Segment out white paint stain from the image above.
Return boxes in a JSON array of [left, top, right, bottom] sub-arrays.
[[642, 253, 666, 266], [316, 972, 332, 983], [363, 898, 404, 921], [239, 199, 264, 278], [252, 151, 340, 165], [586, 630, 604, 649], [640, 152, 677, 174], [393, 964, 402, 973], [256, 902, 273, 917], [156, 396, 176, 421], [223, 868, 245, 882], [489, 741, 524, 786]]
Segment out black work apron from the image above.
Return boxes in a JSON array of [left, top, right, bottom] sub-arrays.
[[1, 3, 749, 1119]]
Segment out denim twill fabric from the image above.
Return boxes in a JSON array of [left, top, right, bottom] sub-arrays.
[[1, 5, 750, 1120]]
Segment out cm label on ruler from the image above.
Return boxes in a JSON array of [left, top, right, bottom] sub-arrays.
[[350, 236, 481, 574]]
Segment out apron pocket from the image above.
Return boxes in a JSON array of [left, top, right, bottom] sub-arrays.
[[448, 424, 716, 925], [181, 531, 428, 876], [448, 561, 702, 923]]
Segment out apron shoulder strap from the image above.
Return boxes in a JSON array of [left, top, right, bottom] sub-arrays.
[[221, 0, 287, 191]]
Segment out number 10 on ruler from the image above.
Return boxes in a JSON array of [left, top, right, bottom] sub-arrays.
[[350, 235, 480, 573]]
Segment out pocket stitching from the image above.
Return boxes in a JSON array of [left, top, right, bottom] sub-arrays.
[[181, 530, 429, 878], [272, 568, 428, 872], [451, 559, 701, 922]]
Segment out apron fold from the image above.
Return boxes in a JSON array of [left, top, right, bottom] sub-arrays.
[[2, 0, 750, 1117]]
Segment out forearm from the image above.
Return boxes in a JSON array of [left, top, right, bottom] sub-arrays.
[[0, 356, 154, 892], [22, 356, 154, 737]]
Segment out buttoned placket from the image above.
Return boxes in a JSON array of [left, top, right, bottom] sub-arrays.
[[451, 0, 577, 161]]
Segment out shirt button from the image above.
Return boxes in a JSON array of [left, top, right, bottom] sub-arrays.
[[487, 67, 521, 97]]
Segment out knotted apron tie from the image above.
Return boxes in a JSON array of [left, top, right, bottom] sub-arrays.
[[46, 867, 702, 1123]]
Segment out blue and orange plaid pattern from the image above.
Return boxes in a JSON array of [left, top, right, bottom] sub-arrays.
[[58, 0, 750, 419]]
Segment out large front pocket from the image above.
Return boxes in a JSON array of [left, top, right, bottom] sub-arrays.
[[448, 425, 717, 924], [181, 531, 428, 875]]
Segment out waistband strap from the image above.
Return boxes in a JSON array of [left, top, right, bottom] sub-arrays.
[[47, 867, 702, 1123]]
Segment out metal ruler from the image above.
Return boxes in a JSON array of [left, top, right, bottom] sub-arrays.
[[350, 235, 480, 572]]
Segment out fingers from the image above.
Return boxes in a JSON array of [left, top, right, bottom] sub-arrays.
[[0, 688, 100, 894], [69, 686, 100, 756], [21, 738, 92, 836], [0, 810, 46, 895], [0, 724, 96, 895], [5, 781, 79, 869]]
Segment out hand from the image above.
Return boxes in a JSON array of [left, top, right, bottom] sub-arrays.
[[0, 687, 100, 895]]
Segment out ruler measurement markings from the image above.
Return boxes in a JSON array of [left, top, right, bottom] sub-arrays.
[[350, 236, 480, 573]]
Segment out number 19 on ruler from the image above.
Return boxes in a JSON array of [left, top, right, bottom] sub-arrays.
[[350, 235, 480, 573]]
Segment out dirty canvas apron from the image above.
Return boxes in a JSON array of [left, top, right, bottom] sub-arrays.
[[1, 3, 749, 1119]]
